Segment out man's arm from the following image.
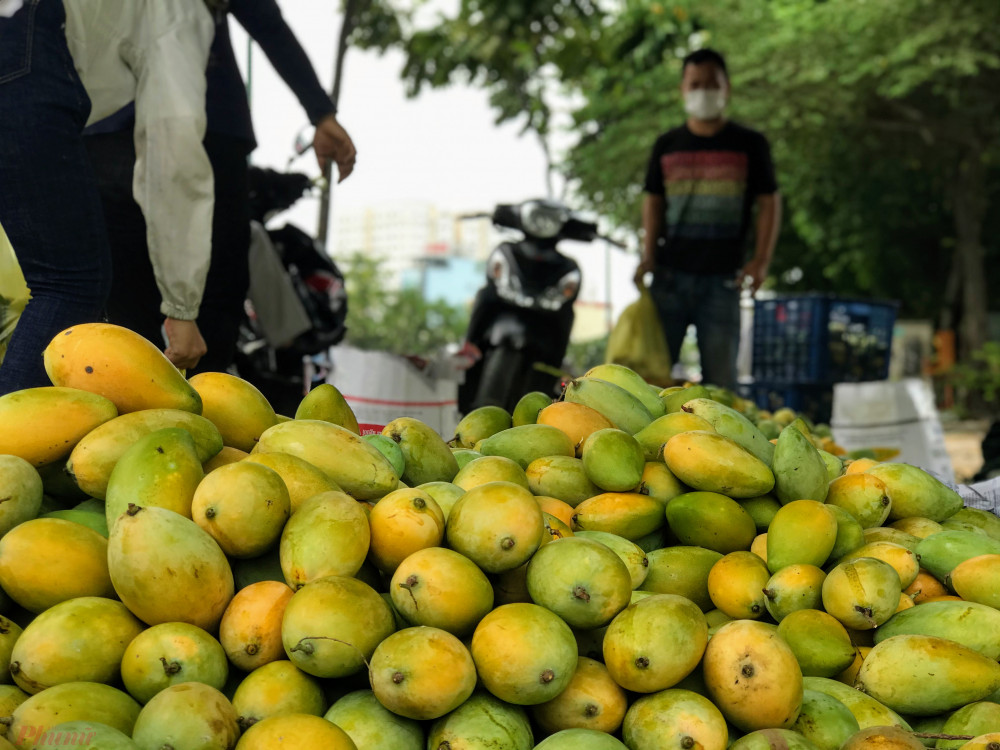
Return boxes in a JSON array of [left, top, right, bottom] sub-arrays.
[[132, 8, 216, 369], [230, 0, 356, 180], [638, 194, 665, 279], [739, 192, 782, 294]]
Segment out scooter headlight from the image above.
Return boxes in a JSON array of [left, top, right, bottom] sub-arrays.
[[521, 202, 567, 239], [558, 269, 581, 300]]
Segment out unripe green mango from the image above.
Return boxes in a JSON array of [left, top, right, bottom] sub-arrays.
[[661, 384, 712, 414], [947, 507, 1000, 542], [324, 689, 423, 750], [104, 428, 204, 531], [640, 546, 723, 611], [295, 383, 359, 433], [663, 431, 775, 499], [417, 481, 466, 521], [666, 492, 756, 554], [581, 429, 644, 493], [41, 509, 108, 538], [682, 398, 775, 466], [864, 526, 921, 552], [0, 455, 43, 538], [730, 729, 820, 750], [866, 463, 963, 522], [257, 419, 398, 500], [453, 455, 529, 491], [778, 611, 856, 679], [383, 417, 459, 486], [512, 391, 552, 427], [9, 683, 141, 745], [572, 492, 665, 541], [452, 449, 481, 469], [802, 676, 910, 731], [739, 495, 782, 533], [826, 505, 866, 562], [526, 456, 601, 508], [634, 412, 715, 462], [573, 530, 650, 590], [758, 420, 781, 440], [763, 564, 826, 622], [280, 491, 371, 588], [874, 600, 1000, 661], [427, 691, 533, 750], [478, 424, 575, 470], [767, 500, 838, 573], [937, 702, 1000, 750], [790, 690, 860, 750], [915, 530, 1000, 582], [818, 451, 844, 483], [857, 635, 1000, 716], [564, 378, 653, 436], [363, 434, 406, 477], [772, 426, 829, 505], [451, 405, 512, 449], [584, 364, 666, 419], [535, 728, 629, 750]]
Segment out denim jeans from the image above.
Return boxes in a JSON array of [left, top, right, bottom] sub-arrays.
[[648, 268, 741, 390], [0, 0, 111, 394]]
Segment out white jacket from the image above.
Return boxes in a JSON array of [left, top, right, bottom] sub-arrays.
[[63, 0, 216, 320]]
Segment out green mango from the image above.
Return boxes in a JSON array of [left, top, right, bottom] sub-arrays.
[[681, 398, 775, 466], [581, 429, 644, 492], [451, 405, 512, 449], [826, 505, 866, 562], [863, 526, 921, 552], [324, 689, 423, 750], [382, 417, 459, 486], [941, 519, 989, 536], [535, 728, 628, 750], [802, 676, 911, 730], [640, 546, 723, 611], [915, 531, 1000, 582], [729, 730, 818, 750], [789, 417, 814, 437], [817, 451, 844, 482], [0, 455, 43, 537], [856, 635, 1000, 716], [666, 492, 756, 555], [772, 426, 829, 505], [525, 456, 601, 508], [874, 600, 1000, 661], [453, 455, 529, 491], [564, 378, 653, 436], [363, 434, 405, 477], [452, 449, 481, 469], [739, 495, 782, 533], [633, 412, 715, 462], [789, 690, 860, 750], [44, 721, 139, 750], [478, 424, 575, 470], [757, 420, 781, 440], [937, 701, 1000, 750], [778, 611, 856, 679], [633, 527, 672, 554], [663, 431, 775, 499], [946, 507, 1000, 542], [638, 462, 688, 507], [912, 715, 949, 748], [767, 500, 838, 573], [584, 364, 666, 418], [623, 689, 726, 750], [661, 384, 712, 414], [572, 492, 665, 541], [427, 691, 533, 750], [866, 463, 963, 522], [104, 428, 204, 531], [573, 530, 650, 590], [512, 391, 551, 427], [41, 509, 108, 538], [295, 383, 359, 433]]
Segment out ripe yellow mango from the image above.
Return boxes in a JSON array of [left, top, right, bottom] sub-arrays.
[[763, 564, 827, 622], [368, 488, 445, 573], [623, 688, 728, 750], [43, 322, 201, 414], [663, 431, 775, 499], [708, 551, 771, 620], [0, 387, 118, 467], [235, 714, 356, 750], [446, 481, 543, 574], [242, 451, 341, 513], [526, 456, 602, 508], [838, 541, 919, 589], [531, 656, 627, 735], [231, 660, 325, 729], [866, 463, 963, 522], [950, 554, 1000, 609], [822, 558, 901, 630], [572, 492, 665, 541], [537, 401, 615, 455], [453, 455, 529, 491], [633, 412, 715, 462], [766, 500, 838, 573], [279, 491, 370, 588], [826, 474, 891, 529], [188, 372, 278, 452]]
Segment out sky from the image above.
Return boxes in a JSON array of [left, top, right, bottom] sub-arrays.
[[229, 1, 641, 324]]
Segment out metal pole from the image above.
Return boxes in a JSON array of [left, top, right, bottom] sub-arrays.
[[316, 0, 368, 248]]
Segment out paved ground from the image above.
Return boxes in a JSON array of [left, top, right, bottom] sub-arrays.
[[943, 420, 989, 483]]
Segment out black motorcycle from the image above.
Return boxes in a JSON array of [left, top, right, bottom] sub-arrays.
[[235, 167, 348, 416], [458, 199, 610, 414]]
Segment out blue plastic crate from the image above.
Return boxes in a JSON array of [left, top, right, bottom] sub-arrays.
[[751, 295, 898, 384], [739, 381, 834, 425]]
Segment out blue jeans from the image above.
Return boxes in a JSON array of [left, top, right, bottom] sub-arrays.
[[648, 268, 740, 389], [0, 0, 111, 395]]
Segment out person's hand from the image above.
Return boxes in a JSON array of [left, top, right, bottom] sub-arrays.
[[163, 318, 207, 371], [313, 114, 356, 182], [634, 257, 655, 287], [738, 258, 770, 295]]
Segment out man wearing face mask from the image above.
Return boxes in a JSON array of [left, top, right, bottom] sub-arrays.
[[637, 48, 781, 390]]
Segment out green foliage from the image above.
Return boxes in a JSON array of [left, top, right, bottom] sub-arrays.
[[341, 252, 468, 356], [950, 343, 1000, 417], [564, 334, 610, 376]]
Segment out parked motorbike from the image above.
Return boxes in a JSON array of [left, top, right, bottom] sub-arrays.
[[234, 167, 348, 416], [458, 199, 615, 415]]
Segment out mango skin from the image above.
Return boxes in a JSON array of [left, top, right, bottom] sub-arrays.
[[572, 492, 665, 542], [822, 558, 901, 630], [778, 610, 856, 679], [531, 657, 628, 735], [526, 456, 602, 508], [452, 405, 512, 449], [874, 600, 1000, 661], [234, 714, 356, 749], [634, 412, 716, 462], [564, 377, 653, 436], [708, 551, 771, 620], [581, 429, 645, 493], [663, 431, 775, 499], [622, 688, 728, 750], [231, 660, 326, 727], [803, 676, 910, 731], [856, 634, 1000, 716], [67, 409, 222, 500], [427, 691, 534, 750], [453, 455, 529, 491], [950, 554, 1000, 609], [537, 401, 615, 456], [867, 463, 963, 522], [279, 491, 370, 588], [324, 689, 423, 750], [446, 481, 544, 574], [189, 371, 278, 451], [640, 546, 723, 612], [938, 702, 1000, 750], [667, 492, 757, 555], [479, 424, 576, 470], [790, 690, 860, 750], [766, 500, 838, 573], [915, 531, 1000, 582], [242, 451, 341, 513], [682, 398, 775, 466], [131, 683, 240, 750], [295, 383, 359, 433], [121, 622, 228, 705], [826, 474, 892, 529], [772, 426, 829, 505], [0, 387, 118, 468], [9, 682, 141, 748], [513, 391, 552, 427], [382, 417, 459, 486], [0, 455, 43, 537], [43, 322, 201, 414]]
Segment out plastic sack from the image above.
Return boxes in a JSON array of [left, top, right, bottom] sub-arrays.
[[605, 282, 672, 386], [0, 222, 29, 365]]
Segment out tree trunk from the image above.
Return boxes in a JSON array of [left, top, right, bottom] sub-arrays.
[[951, 148, 989, 362]]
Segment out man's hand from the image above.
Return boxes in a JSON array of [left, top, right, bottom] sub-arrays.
[[634, 257, 655, 287], [163, 318, 208, 371], [313, 114, 356, 182], [738, 257, 770, 295]]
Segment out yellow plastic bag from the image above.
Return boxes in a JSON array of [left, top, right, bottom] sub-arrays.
[[0, 221, 30, 365], [605, 282, 672, 386]]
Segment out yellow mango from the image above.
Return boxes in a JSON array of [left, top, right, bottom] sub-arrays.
[[838, 542, 918, 589], [9, 683, 140, 748], [663, 431, 774, 499], [43, 322, 201, 414], [622, 688, 728, 750], [826, 474, 891, 529], [763, 564, 827, 622], [235, 714, 356, 749], [295, 383, 359, 433], [188, 372, 278, 452], [203, 446, 248, 472], [708, 551, 771, 620], [537, 401, 616, 456], [634, 412, 716, 462], [0, 387, 118, 467], [446, 481, 544, 574], [766, 500, 838, 573], [279, 491, 370, 588], [572, 492, 665, 541], [242, 451, 341, 513], [368, 488, 445, 573], [822, 558, 901, 630], [120, 622, 228, 704], [531, 657, 627, 734], [0, 456, 43, 537], [219, 580, 294, 673], [950, 554, 1000, 609], [230, 661, 326, 727]]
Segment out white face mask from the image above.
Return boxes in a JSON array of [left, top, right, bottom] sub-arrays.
[[684, 89, 728, 121]]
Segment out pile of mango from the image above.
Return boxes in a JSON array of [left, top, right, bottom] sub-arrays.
[[0, 323, 998, 750]]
